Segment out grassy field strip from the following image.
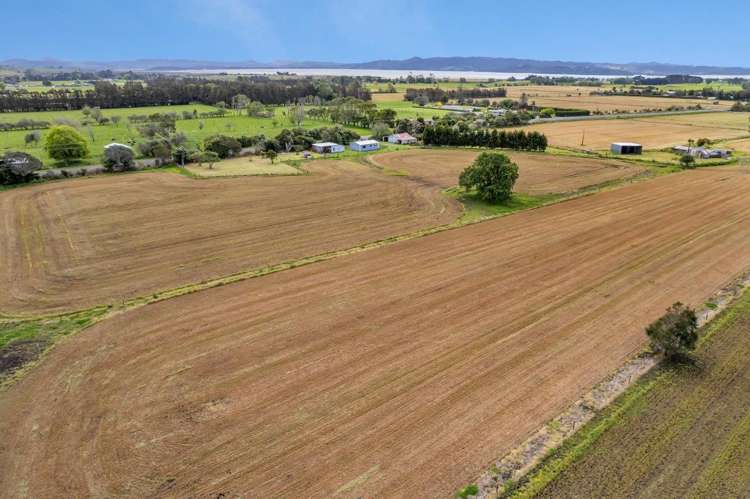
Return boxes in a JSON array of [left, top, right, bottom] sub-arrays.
[[462, 271, 750, 498]]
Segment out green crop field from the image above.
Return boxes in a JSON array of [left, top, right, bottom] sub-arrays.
[[507, 288, 750, 499]]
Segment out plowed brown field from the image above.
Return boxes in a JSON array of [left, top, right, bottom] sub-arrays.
[[502, 85, 732, 112], [3, 167, 750, 498], [370, 149, 643, 193], [0, 161, 460, 314], [521, 117, 749, 150]]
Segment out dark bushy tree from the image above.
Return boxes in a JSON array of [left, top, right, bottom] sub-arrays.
[[204, 135, 242, 159], [0, 152, 42, 184], [103, 143, 135, 171], [646, 302, 699, 360], [459, 152, 519, 203]]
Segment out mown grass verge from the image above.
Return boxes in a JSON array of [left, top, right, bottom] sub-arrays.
[[0, 307, 108, 388]]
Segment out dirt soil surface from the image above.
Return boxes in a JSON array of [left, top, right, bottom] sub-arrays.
[[3, 167, 750, 498], [537, 291, 750, 499], [0, 161, 460, 314], [521, 117, 749, 150], [370, 149, 643, 194], [502, 85, 733, 112]]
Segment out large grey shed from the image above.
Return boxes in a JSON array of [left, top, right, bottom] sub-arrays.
[[611, 142, 643, 155]]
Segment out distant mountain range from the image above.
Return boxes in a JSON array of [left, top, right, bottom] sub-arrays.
[[3, 56, 750, 76]]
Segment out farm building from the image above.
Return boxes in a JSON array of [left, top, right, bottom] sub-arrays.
[[387, 133, 418, 145], [350, 139, 380, 152], [311, 142, 344, 154], [673, 145, 731, 159], [440, 104, 476, 113], [610, 142, 643, 155]]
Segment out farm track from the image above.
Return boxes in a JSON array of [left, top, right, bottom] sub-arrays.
[[370, 149, 643, 194], [2, 167, 750, 498], [0, 160, 461, 314], [536, 291, 750, 498]]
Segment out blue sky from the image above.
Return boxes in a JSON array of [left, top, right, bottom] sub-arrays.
[[3, 0, 749, 66]]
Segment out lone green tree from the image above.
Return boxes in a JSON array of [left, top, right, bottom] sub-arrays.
[[680, 154, 696, 169], [44, 125, 89, 165], [646, 302, 699, 360], [459, 152, 519, 203]]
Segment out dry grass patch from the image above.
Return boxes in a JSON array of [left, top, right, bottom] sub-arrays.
[[521, 118, 748, 151], [186, 155, 301, 177]]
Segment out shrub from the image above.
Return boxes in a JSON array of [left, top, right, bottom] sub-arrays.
[[646, 302, 698, 360], [680, 154, 696, 169], [0, 152, 42, 184], [44, 125, 89, 164], [172, 146, 192, 166], [138, 139, 171, 160], [204, 135, 242, 159], [103, 143, 135, 172], [539, 108, 555, 118], [459, 152, 519, 203]]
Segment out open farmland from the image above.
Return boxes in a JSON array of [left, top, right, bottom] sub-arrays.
[[2, 167, 750, 498], [535, 290, 750, 499], [0, 105, 369, 167], [503, 85, 731, 112], [630, 111, 750, 130], [371, 149, 643, 194], [522, 116, 749, 151], [0, 161, 460, 314]]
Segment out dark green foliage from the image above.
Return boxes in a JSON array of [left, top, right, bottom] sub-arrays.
[[680, 154, 696, 169], [103, 143, 135, 171], [646, 302, 698, 360], [273, 126, 360, 152], [0, 151, 42, 184], [456, 484, 479, 498], [423, 126, 547, 151], [204, 135, 242, 159], [0, 76, 372, 113], [459, 152, 519, 203], [138, 139, 171, 160]]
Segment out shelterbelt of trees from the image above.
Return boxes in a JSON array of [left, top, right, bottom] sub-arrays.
[[404, 87, 508, 103], [422, 126, 548, 151], [0, 76, 372, 113]]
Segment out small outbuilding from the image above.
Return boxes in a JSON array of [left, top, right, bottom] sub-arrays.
[[311, 142, 344, 154], [387, 133, 418, 145], [611, 142, 643, 155], [350, 139, 380, 152]]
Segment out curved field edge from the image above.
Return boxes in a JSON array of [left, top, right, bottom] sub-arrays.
[[0, 180, 598, 388], [1, 150, 666, 322], [479, 276, 750, 499]]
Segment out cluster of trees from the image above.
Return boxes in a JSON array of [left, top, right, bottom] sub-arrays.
[[524, 75, 604, 87], [0, 118, 50, 131], [422, 126, 547, 151], [594, 86, 750, 102], [272, 126, 360, 152], [404, 87, 508, 105], [0, 76, 371, 113], [308, 97, 397, 128]]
